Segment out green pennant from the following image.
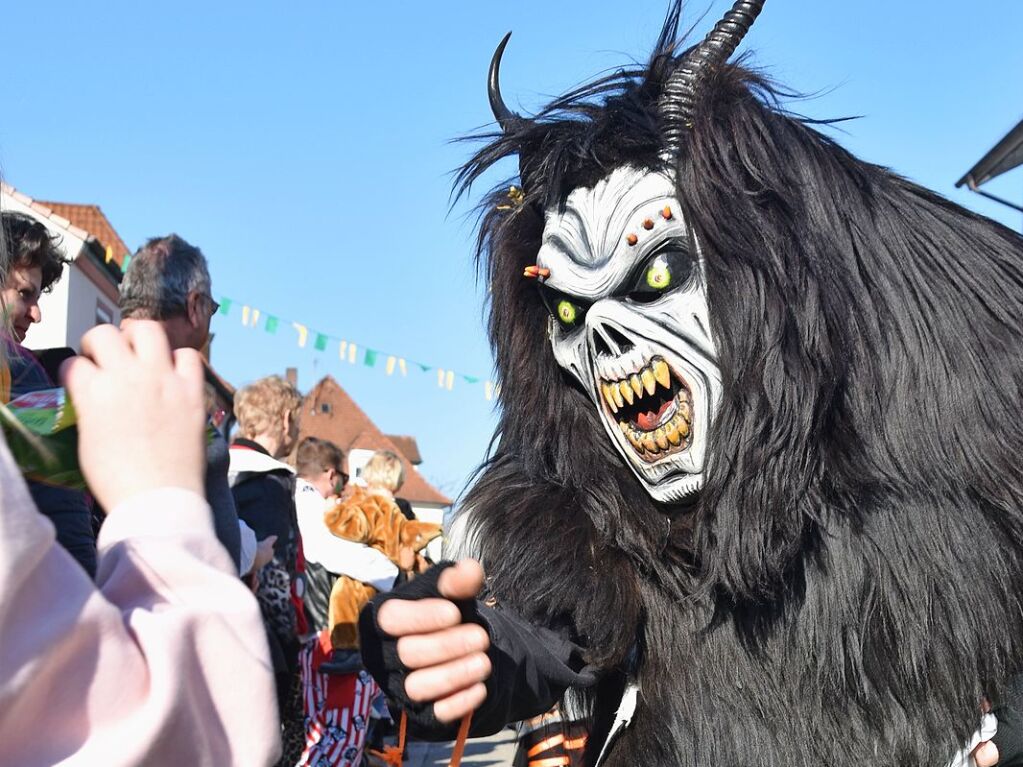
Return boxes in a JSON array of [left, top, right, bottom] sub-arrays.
[[417, 362, 431, 372], [264, 315, 279, 334], [462, 375, 480, 384], [121, 254, 133, 272], [314, 333, 329, 352], [218, 298, 232, 316], [364, 349, 378, 367]]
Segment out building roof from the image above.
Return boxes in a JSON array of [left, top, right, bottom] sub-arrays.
[[1, 183, 93, 243], [384, 434, 423, 465], [300, 376, 451, 507], [34, 201, 131, 268]]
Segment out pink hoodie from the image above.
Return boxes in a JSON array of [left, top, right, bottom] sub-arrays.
[[0, 437, 280, 766]]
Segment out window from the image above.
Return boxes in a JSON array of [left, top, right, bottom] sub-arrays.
[[320, 403, 332, 414], [95, 300, 114, 326]]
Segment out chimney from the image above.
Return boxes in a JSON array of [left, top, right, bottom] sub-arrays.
[[285, 367, 298, 389]]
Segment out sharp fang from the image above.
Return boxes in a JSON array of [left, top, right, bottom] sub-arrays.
[[678, 419, 690, 438], [620, 381, 634, 406], [602, 383, 618, 414], [653, 359, 670, 389], [654, 428, 669, 450], [629, 375, 643, 397], [641, 368, 656, 396], [611, 382, 624, 409]]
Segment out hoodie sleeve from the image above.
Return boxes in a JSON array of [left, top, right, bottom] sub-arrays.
[[0, 439, 280, 767]]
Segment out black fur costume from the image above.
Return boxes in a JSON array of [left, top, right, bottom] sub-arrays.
[[365, 2, 1023, 765]]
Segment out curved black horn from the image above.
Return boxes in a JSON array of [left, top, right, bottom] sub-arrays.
[[489, 32, 521, 132], [659, 0, 766, 155]]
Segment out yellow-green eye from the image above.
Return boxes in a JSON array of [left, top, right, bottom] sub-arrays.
[[556, 299, 579, 325], [645, 260, 672, 290]]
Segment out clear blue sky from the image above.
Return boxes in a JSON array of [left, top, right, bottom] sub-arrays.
[[1, 1, 1020, 501]]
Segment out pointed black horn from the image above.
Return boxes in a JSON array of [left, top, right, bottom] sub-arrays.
[[659, 0, 766, 155], [489, 32, 521, 132]]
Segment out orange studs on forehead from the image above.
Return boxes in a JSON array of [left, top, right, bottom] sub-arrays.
[[626, 233, 639, 246], [661, 206, 673, 220], [642, 219, 654, 230]]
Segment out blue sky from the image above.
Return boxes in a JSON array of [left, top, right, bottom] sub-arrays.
[[1, 1, 1020, 501]]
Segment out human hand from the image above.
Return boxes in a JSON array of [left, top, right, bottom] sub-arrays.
[[62, 322, 206, 511], [398, 545, 416, 572], [973, 740, 998, 766], [253, 535, 277, 573], [376, 559, 490, 722]]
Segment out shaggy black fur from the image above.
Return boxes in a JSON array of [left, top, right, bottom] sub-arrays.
[[456, 3, 1023, 765]]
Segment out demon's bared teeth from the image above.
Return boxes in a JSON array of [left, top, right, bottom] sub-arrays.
[[653, 359, 671, 389], [602, 383, 619, 414], [629, 374, 643, 397], [654, 427, 669, 451], [666, 422, 683, 446], [640, 367, 656, 396], [620, 380, 635, 406]]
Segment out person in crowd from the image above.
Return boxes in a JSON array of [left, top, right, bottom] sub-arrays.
[[323, 450, 441, 652], [228, 374, 305, 766], [118, 233, 242, 571], [0, 320, 279, 765], [292, 437, 400, 766], [0, 212, 97, 576]]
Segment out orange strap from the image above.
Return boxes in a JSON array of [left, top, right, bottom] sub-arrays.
[[448, 712, 473, 767], [368, 710, 472, 767], [368, 711, 408, 767], [564, 735, 587, 750], [527, 758, 570, 767], [527, 733, 566, 757]]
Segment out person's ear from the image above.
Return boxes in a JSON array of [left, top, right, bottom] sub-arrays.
[[186, 292, 203, 329]]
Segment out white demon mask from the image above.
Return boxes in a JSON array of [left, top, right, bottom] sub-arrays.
[[536, 166, 721, 503]]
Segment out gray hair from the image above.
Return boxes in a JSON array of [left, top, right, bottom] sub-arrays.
[[119, 234, 212, 319]]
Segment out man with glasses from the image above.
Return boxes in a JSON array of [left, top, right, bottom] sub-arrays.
[[119, 234, 242, 571]]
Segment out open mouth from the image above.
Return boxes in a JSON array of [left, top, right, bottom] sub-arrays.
[[598, 356, 693, 462]]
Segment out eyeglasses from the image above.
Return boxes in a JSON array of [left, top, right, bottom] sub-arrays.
[[205, 295, 221, 316], [333, 472, 350, 495]]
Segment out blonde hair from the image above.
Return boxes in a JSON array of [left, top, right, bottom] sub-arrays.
[[234, 375, 302, 439], [361, 450, 405, 492]]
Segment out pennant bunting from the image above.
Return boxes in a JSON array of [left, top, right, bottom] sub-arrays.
[[211, 295, 495, 399], [105, 245, 114, 264], [122, 254, 132, 271]]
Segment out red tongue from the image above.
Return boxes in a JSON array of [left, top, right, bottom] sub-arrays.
[[635, 399, 673, 432]]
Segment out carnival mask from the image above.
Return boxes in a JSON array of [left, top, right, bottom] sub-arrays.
[[537, 166, 721, 503]]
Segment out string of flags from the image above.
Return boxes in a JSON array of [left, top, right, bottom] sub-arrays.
[[217, 296, 500, 401]]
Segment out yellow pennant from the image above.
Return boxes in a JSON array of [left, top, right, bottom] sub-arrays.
[[105, 245, 114, 264], [398, 358, 407, 376], [292, 322, 309, 348], [250, 308, 260, 328], [445, 370, 455, 391], [386, 356, 396, 375], [484, 381, 493, 401], [437, 369, 445, 387], [338, 341, 347, 361], [241, 305, 251, 327], [348, 343, 358, 364]]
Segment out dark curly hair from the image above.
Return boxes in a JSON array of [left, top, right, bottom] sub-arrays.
[[1, 212, 68, 292]]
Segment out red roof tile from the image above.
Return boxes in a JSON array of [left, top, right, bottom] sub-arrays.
[[300, 376, 451, 506], [34, 201, 130, 267]]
